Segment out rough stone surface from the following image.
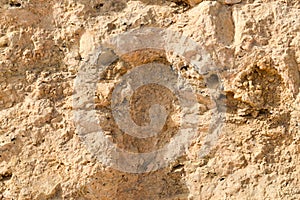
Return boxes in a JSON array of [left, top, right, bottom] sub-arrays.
[[0, 0, 299, 199]]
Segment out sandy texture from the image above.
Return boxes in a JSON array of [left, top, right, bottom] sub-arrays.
[[0, 0, 299, 199]]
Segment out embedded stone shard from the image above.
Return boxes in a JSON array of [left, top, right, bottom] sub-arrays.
[[219, 0, 242, 5], [185, 0, 203, 6]]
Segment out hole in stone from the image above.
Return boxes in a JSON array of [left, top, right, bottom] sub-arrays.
[[94, 3, 104, 9], [258, 109, 269, 115], [1, 172, 12, 181], [180, 65, 188, 71], [171, 163, 184, 172], [9, 2, 21, 7]]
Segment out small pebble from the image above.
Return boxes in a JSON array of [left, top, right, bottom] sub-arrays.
[[219, 0, 242, 5], [0, 36, 8, 47]]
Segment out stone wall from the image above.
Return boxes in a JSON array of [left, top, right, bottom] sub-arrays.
[[0, 0, 299, 199]]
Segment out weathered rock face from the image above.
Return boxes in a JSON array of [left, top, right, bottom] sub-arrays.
[[0, 0, 299, 199]]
